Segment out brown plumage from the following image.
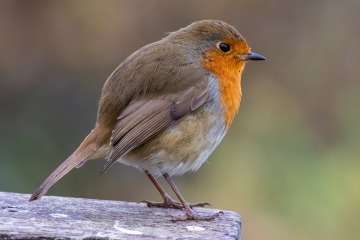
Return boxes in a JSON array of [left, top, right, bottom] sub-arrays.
[[29, 20, 265, 220]]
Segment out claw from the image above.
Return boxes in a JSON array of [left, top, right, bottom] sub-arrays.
[[138, 199, 183, 209], [171, 211, 224, 221], [138, 199, 211, 209], [188, 202, 211, 208]]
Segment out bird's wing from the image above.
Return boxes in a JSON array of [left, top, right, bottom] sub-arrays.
[[100, 86, 209, 175]]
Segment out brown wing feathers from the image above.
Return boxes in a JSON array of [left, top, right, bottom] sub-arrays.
[[100, 89, 209, 175], [100, 100, 172, 174]]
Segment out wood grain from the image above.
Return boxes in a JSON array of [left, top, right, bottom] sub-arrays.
[[0, 192, 241, 239]]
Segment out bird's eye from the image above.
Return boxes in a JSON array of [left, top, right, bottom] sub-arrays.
[[219, 43, 230, 52]]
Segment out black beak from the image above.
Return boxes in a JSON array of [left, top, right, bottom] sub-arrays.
[[240, 52, 266, 61]]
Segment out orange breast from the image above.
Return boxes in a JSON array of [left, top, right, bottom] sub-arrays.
[[202, 52, 244, 127]]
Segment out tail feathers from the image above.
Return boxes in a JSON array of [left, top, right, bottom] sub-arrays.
[[75, 160, 86, 168], [29, 142, 96, 202]]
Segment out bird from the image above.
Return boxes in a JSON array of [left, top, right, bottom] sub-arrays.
[[29, 20, 265, 221]]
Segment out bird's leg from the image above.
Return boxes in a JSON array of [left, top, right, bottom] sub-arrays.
[[139, 170, 182, 209], [163, 172, 222, 221], [140, 170, 209, 209]]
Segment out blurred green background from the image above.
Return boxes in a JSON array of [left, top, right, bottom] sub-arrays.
[[1, 0, 359, 239]]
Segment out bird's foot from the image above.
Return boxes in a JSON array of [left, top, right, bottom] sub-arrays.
[[139, 199, 183, 209], [172, 210, 224, 221], [139, 196, 210, 209]]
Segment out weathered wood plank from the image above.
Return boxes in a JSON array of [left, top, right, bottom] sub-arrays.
[[0, 192, 241, 239]]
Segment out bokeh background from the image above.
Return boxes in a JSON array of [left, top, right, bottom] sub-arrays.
[[1, 0, 359, 239]]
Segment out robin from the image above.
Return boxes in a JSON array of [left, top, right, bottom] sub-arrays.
[[29, 20, 265, 221]]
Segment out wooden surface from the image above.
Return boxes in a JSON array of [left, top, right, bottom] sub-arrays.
[[0, 192, 241, 239]]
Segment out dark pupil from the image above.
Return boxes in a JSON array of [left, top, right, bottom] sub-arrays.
[[219, 43, 230, 52]]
